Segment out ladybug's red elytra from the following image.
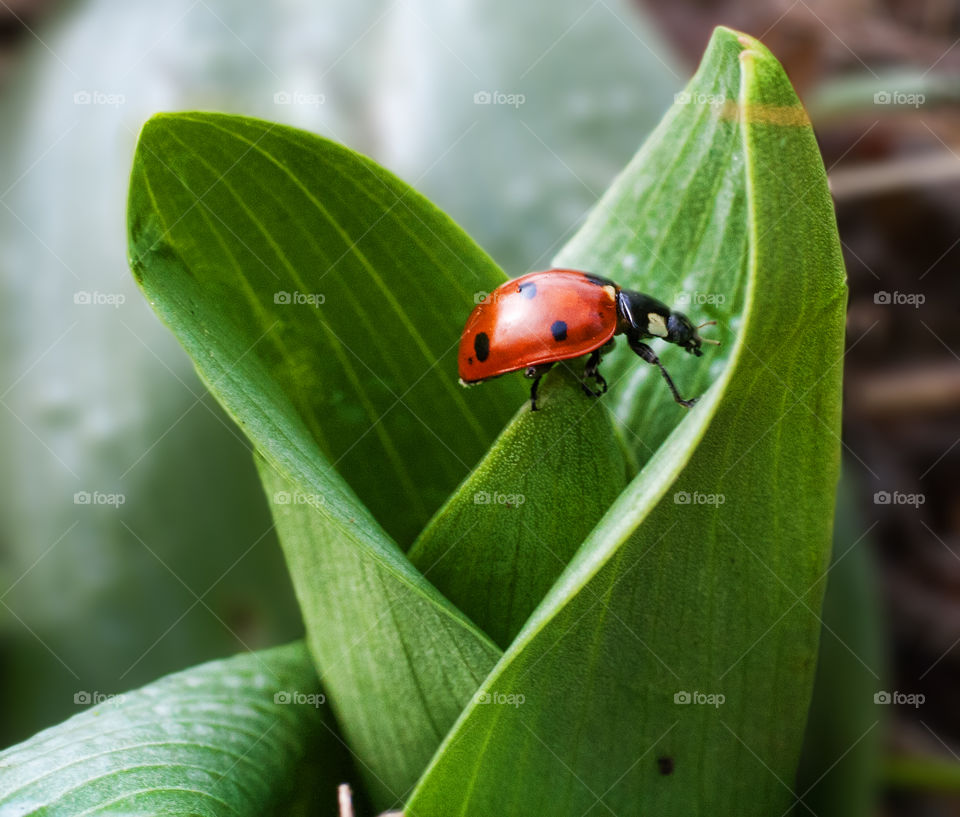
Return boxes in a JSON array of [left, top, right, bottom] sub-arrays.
[[458, 269, 719, 411]]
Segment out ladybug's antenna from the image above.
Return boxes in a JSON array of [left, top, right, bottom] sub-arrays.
[[696, 320, 721, 345]]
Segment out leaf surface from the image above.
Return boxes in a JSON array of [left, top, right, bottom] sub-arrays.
[[408, 27, 847, 816], [127, 113, 510, 807], [408, 368, 631, 648], [0, 643, 342, 816]]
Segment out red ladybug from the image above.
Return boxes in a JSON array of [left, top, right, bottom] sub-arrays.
[[458, 269, 718, 411]]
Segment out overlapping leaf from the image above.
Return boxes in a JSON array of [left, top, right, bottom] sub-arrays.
[[408, 368, 630, 648], [258, 462, 498, 807], [128, 113, 523, 548], [0, 643, 339, 815], [126, 114, 510, 807], [407, 27, 847, 816]]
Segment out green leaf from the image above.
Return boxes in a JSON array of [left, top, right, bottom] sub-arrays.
[[126, 113, 505, 808], [408, 26, 847, 816], [407, 368, 630, 648], [0, 643, 343, 815], [793, 474, 884, 817], [128, 113, 522, 549], [257, 460, 499, 807]]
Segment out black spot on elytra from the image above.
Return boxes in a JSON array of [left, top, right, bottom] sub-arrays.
[[518, 281, 537, 299], [657, 756, 674, 775], [474, 332, 490, 362], [550, 320, 568, 342]]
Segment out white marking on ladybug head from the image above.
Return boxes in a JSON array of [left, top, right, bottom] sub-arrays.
[[647, 312, 668, 337], [602, 285, 617, 300]]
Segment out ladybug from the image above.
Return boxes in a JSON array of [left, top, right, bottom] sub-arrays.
[[458, 269, 718, 411]]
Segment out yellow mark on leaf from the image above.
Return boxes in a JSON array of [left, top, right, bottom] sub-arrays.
[[719, 99, 811, 128]]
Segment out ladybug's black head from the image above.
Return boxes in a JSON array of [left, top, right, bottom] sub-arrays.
[[666, 311, 718, 356]]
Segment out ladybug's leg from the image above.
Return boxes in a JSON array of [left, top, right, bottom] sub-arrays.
[[626, 338, 697, 408], [530, 376, 543, 411], [582, 349, 608, 397], [524, 363, 554, 411]]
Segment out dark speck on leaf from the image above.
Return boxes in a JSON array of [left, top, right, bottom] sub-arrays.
[[657, 756, 674, 775]]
